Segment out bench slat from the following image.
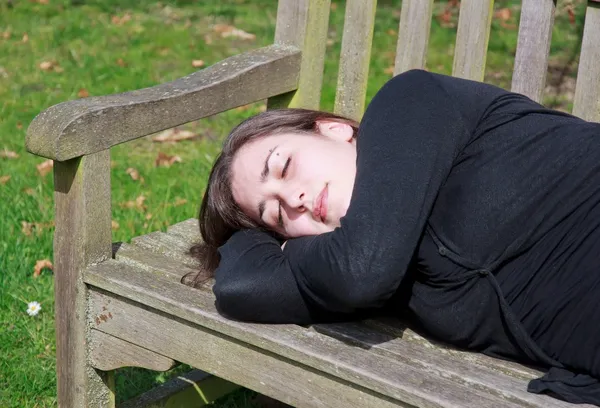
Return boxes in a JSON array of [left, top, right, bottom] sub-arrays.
[[165, 218, 200, 242], [366, 318, 543, 381], [394, 0, 434, 75], [85, 260, 551, 408], [334, 0, 377, 121], [89, 288, 406, 408], [452, 0, 494, 81], [89, 329, 176, 372], [314, 322, 571, 408], [573, 2, 600, 122], [113, 242, 195, 282], [511, 0, 555, 103], [130, 230, 197, 267], [270, 0, 331, 110]]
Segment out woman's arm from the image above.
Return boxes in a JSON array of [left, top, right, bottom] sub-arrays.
[[214, 70, 510, 321]]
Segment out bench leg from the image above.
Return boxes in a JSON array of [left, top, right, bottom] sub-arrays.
[[53, 152, 114, 407]]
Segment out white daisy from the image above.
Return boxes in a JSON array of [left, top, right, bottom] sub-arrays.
[[27, 301, 41, 316]]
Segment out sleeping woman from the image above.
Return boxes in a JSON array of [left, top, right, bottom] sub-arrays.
[[185, 69, 600, 405]]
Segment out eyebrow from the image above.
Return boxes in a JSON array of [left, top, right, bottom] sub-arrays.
[[258, 145, 278, 222]]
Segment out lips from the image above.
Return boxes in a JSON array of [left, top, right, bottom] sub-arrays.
[[313, 184, 328, 222]]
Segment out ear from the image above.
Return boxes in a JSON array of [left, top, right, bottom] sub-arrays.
[[315, 120, 354, 142]]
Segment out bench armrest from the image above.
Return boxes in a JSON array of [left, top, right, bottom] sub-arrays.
[[26, 45, 301, 161]]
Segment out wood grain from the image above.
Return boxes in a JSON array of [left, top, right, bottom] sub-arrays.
[[53, 151, 114, 407], [334, 0, 377, 121], [26, 46, 301, 161], [90, 288, 501, 408], [89, 329, 176, 371], [452, 0, 494, 81], [394, 0, 434, 75], [268, 0, 331, 110], [573, 1, 600, 122], [511, 0, 555, 103], [84, 260, 563, 407]]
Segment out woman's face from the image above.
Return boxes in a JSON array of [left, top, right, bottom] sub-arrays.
[[231, 120, 357, 238]]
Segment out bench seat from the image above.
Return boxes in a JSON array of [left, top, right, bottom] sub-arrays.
[[84, 218, 587, 408]]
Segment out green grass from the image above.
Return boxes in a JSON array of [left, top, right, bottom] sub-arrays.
[[0, 0, 586, 406]]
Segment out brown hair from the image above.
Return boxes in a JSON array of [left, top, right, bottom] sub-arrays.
[[182, 108, 359, 288]]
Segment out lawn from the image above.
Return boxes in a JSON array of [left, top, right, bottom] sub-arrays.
[[0, 0, 586, 406]]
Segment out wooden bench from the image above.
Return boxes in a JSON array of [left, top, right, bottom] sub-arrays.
[[26, 0, 600, 407]]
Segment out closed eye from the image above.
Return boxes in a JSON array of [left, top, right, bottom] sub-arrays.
[[277, 157, 291, 229], [282, 157, 291, 178]]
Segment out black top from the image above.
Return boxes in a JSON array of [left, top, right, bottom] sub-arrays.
[[213, 70, 600, 405]]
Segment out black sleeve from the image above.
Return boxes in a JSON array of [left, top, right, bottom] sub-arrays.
[[213, 70, 511, 321]]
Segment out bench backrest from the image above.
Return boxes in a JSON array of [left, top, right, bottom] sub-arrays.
[[270, 0, 600, 123]]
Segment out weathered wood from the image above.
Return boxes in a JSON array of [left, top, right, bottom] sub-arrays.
[[334, 0, 377, 121], [90, 288, 507, 408], [119, 369, 239, 408], [85, 260, 558, 407], [130, 231, 199, 268], [314, 322, 572, 408], [268, 0, 331, 109], [165, 218, 200, 242], [89, 329, 176, 372], [114, 242, 196, 282], [365, 318, 543, 381], [573, 1, 600, 122], [53, 150, 114, 407], [394, 0, 435, 75], [511, 0, 555, 103], [452, 0, 495, 81], [26, 46, 301, 161]]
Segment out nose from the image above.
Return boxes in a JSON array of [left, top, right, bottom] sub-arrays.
[[280, 185, 307, 212]]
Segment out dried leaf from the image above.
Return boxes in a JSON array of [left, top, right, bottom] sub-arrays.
[[384, 66, 395, 75], [77, 88, 89, 98], [116, 58, 127, 67], [23, 187, 35, 195], [387, 29, 397, 36], [2, 31, 10, 40], [191, 59, 205, 68], [125, 167, 140, 180], [39, 61, 61, 72], [173, 198, 187, 207], [111, 220, 120, 230], [33, 259, 53, 278], [330, 2, 338, 11], [212, 24, 256, 41], [37, 159, 53, 176], [0, 149, 19, 159], [326, 39, 334, 47], [119, 195, 147, 211], [155, 152, 182, 167], [152, 128, 197, 143], [494, 8, 511, 22], [0, 175, 10, 185], [21, 220, 54, 237], [145, 212, 153, 220], [22, 33, 29, 43], [437, 9, 454, 27], [135, 195, 147, 210], [16, 122, 22, 129], [22, 221, 33, 236], [567, 5, 576, 25], [39, 61, 53, 71], [111, 13, 132, 25]]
